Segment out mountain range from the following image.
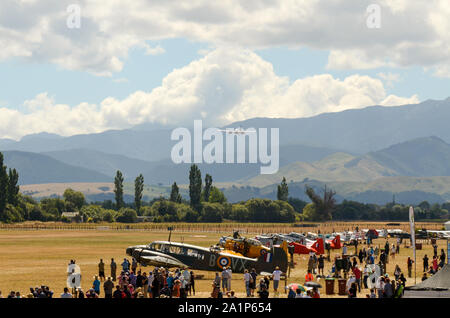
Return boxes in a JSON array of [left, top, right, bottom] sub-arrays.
[[2, 97, 450, 204]]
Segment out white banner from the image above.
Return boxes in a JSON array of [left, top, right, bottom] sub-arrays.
[[409, 206, 416, 262]]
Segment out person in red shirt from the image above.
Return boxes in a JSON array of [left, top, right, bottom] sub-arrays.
[[305, 270, 314, 282], [312, 287, 320, 298], [352, 265, 361, 292]]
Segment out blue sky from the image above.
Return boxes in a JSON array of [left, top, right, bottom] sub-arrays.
[[0, 1, 449, 139], [2, 39, 448, 110]]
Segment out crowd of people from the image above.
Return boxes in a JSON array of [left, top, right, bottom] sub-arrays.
[[1, 239, 447, 299]]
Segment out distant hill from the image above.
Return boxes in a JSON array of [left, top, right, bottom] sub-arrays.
[[243, 136, 450, 186], [232, 98, 450, 154], [1, 98, 450, 162], [221, 177, 450, 205], [43, 149, 156, 181], [2, 151, 111, 185], [38, 144, 341, 184], [362, 136, 450, 176]]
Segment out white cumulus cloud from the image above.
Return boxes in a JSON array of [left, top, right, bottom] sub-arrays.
[[0, 0, 449, 76], [0, 49, 419, 140]]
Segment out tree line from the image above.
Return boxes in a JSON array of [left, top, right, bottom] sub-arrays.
[[1, 150, 449, 224]]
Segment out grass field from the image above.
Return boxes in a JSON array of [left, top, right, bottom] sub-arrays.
[[0, 226, 447, 298]]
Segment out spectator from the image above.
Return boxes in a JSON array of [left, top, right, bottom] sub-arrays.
[[86, 288, 99, 298], [272, 266, 282, 294], [214, 272, 221, 289], [189, 271, 195, 296], [93, 275, 101, 296], [60, 287, 72, 298], [142, 272, 149, 298], [113, 285, 124, 299], [440, 249, 446, 268], [407, 257, 414, 278], [244, 269, 251, 297], [121, 258, 130, 272], [226, 267, 232, 291], [423, 255, 429, 272], [318, 255, 324, 276], [98, 259, 105, 281], [110, 258, 117, 281], [375, 276, 385, 298], [352, 265, 361, 292], [305, 269, 314, 283], [257, 284, 269, 298], [383, 278, 393, 298], [104, 276, 114, 298], [348, 282, 357, 298], [250, 268, 257, 297], [422, 273, 428, 281]]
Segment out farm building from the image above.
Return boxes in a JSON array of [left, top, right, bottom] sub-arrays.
[[61, 212, 82, 223], [445, 221, 450, 231]]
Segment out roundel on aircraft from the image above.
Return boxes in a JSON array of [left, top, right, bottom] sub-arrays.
[[217, 256, 231, 269], [260, 249, 267, 256]]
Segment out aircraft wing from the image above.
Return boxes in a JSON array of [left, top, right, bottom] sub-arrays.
[[140, 255, 189, 269]]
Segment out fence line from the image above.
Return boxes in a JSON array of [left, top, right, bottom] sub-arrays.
[[0, 221, 444, 234]]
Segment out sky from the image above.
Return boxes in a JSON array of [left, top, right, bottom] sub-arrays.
[[0, 0, 449, 140]]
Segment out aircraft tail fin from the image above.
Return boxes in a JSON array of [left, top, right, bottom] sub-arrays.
[[332, 235, 341, 249], [311, 238, 324, 255], [255, 244, 288, 274]]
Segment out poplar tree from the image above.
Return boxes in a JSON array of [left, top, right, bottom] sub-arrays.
[[170, 182, 182, 203], [204, 174, 212, 202], [134, 174, 144, 215], [114, 170, 124, 210], [189, 164, 202, 210], [277, 177, 289, 201]]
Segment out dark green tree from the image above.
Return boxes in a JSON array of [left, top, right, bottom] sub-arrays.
[[170, 182, 182, 203], [7, 168, 19, 206], [0, 152, 8, 218], [277, 177, 289, 201], [305, 185, 336, 221], [208, 186, 227, 204], [189, 164, 202, 210], [134, 174, 144, 215], [114, 170, 124, 210], [204, 174, 212, 202], [63, 188, 85, 210]]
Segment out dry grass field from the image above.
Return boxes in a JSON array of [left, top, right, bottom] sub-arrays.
[[0, 224, 446, 298]]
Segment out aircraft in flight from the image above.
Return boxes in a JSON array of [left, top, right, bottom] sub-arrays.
[[126, 240, 289, 274], [217, 127, 257, 135]]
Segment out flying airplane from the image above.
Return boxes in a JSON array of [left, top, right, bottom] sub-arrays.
[[217, 127, 257, 135], [126, 240, 289, 274]]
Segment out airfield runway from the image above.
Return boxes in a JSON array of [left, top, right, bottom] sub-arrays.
[[0, 228, 445, 298]]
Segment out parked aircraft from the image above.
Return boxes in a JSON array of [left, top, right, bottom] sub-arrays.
[[219, 234, 271, 258], [126, 240, 289, 274]]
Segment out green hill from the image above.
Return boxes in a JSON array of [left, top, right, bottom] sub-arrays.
[[2, 151, 111, 185]]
